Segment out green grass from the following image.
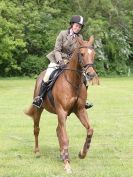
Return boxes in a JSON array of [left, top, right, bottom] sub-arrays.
[[0, 77, 133, 177]]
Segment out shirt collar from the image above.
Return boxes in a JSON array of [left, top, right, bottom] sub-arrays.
[[69, 29, 76, 37]]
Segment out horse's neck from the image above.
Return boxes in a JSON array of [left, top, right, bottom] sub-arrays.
[[69, 52, 80, 70], [66, 50, 82, 84]]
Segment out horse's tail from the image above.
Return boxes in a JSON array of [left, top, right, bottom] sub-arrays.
[[24, 105, 35, 119]]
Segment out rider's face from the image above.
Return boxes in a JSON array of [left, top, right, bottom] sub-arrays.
[[72, 23, 82, 34]]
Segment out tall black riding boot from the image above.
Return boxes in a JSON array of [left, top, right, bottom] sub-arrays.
[[32, 81, 47, 108]]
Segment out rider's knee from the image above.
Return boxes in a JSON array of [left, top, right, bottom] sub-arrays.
[[43, 62, 58, 82]]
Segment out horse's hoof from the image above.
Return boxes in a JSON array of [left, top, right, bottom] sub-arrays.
[[64, 161, 72, 174], [35, 152, 40, 158], [78, 151, 85, 159]]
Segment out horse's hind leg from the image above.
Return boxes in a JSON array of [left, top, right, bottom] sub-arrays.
[[33, 108, 43, 157], [75, 108, 93, 159]]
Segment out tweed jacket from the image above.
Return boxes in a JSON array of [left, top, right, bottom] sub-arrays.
[[46, 29, 83, 63]]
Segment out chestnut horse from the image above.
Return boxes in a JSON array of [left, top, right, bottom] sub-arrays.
[[25, 36, 96, 173]]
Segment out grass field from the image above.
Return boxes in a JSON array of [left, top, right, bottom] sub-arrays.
[[0, 77, 133, 177]]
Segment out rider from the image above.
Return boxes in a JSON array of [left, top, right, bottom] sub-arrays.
[[32, 15, 93, 109]]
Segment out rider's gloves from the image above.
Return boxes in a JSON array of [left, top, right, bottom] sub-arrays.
[[57, 60, 65, 68]]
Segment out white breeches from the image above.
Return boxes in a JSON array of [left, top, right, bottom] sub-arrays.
[[43, 62, 59, 82]]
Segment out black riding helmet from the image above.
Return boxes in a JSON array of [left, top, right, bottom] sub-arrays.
[[70, 15, 84, 27]]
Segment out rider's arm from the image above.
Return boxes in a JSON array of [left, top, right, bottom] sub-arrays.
[[54, 31, 64, 63]]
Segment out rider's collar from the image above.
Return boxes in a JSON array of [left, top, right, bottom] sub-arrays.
[[69, 29, 78, 38]]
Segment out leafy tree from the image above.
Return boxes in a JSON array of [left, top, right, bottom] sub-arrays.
[[0, 0, 133, 76], [0, 1, 26, 76]]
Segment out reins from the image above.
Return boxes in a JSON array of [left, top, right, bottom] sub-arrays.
[[47, 45, 95, 88]]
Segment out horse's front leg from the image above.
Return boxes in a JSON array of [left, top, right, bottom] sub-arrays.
[[56, 111, 72, 173], [75, 108, 93, 159]]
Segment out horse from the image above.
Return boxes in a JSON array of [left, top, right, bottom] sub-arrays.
[[25, 36, 97, 173]]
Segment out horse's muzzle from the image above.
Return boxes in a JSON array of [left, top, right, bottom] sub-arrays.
[[86, 72, 96, 80]]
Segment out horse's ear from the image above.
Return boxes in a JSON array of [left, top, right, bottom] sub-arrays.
[[88, 35, 94, 45], [77, 37, 84, 45]]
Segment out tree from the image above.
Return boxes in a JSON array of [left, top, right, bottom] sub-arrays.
[[0, 0, 133, 76]]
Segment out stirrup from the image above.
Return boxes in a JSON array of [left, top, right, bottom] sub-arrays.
[[32, 96, 43, 108]]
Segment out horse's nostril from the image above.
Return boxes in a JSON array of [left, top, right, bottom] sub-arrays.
[[86, 72, 96, 80]]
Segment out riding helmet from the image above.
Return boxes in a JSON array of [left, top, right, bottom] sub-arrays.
[[70, 15, 84, 27]]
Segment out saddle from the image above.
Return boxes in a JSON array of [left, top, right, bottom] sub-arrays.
[[46, 66, 65, 107]]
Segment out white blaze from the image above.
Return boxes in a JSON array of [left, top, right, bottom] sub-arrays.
[[88, 49, 92, 54]]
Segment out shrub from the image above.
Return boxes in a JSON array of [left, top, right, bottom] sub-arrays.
[[21, 55, 49, 77]]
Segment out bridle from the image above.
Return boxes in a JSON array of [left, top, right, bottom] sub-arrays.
[[61, 45, 96, 88], [78, 46, 96, 80]]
